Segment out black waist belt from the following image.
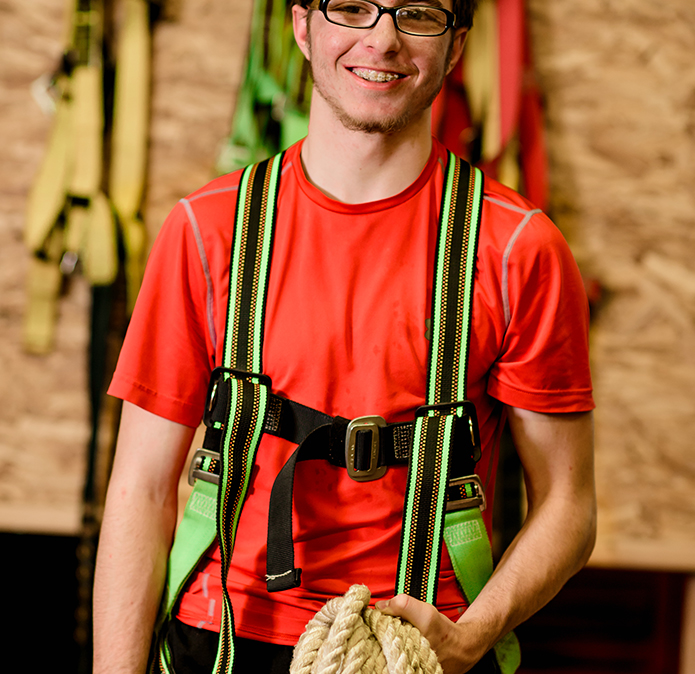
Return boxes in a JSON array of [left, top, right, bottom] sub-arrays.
[[189, 368, 483, 593], [190, 369, 480, 483], [191, 395, 414, 481]]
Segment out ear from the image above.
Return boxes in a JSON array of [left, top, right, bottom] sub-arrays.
[[293, 4, 311, 61], [445, 28, 468, 76]]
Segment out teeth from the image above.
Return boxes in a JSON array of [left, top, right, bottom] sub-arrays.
[[352, 68, 401, 82]]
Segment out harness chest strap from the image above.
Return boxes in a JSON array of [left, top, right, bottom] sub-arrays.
[[156, 152, 520, 674], [190, 374, 483, 482]]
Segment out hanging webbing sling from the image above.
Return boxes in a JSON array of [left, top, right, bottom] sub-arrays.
[[217, 0, 312, 174], [154, 152, 519, 673]]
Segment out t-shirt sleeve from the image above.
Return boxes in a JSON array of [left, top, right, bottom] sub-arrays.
[[486, 211, 595, 413], [108, 201, 215, 427]]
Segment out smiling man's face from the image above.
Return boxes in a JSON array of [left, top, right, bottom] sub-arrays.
[[293, 0, 466, 135]]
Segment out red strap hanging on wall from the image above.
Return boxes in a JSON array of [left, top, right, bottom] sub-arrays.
[[433, 0, 548, 210]]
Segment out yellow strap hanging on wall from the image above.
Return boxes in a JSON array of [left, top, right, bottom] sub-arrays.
[[83, 191, 119, 286], [110, 0, 149, 218], [109, 0, 150, 310], [24, 0, 151, 351], [24, 73, 73, 255], [463, 0, 501, 163], [69, 63, 103, 198], [24, 231, 64, 354], [497, 135, 520, 192]]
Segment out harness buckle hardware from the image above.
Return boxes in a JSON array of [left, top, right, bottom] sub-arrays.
[[204, 367, 273, 427], [187, 448, 221, 487], [415, 400, 481, 462], [446, 474, 486, 512], [345, 415, 387, 482]]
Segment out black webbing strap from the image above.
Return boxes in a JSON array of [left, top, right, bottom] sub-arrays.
[[213, 155, 283, 674], [155, 153, 283, 674], [395, 154, 483, 604], [263, 410, 479, 592], [263, 153, 483, 596], [196, 376, 416, 475]]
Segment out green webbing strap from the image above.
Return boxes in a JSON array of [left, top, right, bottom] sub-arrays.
[[396, 153, 483, 604], [444, 508, 521, 672], [154, 153, 283, 674], [214, 377, 271, 674], [216, 0, 310, 174]]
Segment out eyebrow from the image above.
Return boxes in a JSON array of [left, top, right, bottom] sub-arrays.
[[404, 0, 448, 9], [374, 0, 447, 7]]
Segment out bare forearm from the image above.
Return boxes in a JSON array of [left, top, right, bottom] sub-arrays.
[[93, 483, 178, 674], [402, 491, 598, 674], [456, 489, 597, 656], [93, 403, 195, 674], [377, 410, 596, 674], [455, 409, 597, 659], [378, 487, 596, 674]]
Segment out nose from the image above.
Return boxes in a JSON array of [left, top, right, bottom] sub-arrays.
[[363, 9, 402, 51]]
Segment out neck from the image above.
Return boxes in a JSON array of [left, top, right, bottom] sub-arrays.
[[300, 94, 434, 204]]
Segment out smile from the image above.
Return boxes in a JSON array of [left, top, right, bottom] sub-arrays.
[[350, 68, 403, 83]]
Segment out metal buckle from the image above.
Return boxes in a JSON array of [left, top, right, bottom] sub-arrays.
[[203, 367, 272, 428], [446, 474, 486, 512], [187, 448, 221, 487], [345, 415, 387, 482], [415, 400, 481, 462]]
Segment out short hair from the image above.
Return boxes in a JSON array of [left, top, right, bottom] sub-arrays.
[[293, 0, 479, 31], [453, 0, 478, 30]]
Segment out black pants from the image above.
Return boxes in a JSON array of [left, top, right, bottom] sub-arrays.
[[165, 618, 501, 674], [166, 619, 294, 674]]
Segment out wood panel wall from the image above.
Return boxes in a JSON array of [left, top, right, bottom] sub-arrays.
[[1, 0, 694, 575], [527, 0, 695, 571]]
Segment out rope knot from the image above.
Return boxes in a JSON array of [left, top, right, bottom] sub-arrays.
[[290, 584, 443, 674]]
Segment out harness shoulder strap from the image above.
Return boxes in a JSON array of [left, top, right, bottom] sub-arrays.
[[395, 153, 519, 673], [396, 152, 483, 604], [154, 152, 284, 674]]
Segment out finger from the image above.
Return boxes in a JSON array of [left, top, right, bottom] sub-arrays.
[[375, 593, 410, 615], [375, 594, 437, 633]]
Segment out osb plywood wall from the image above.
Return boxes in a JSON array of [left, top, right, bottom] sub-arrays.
[[1, 0, 694, 571], [0, 0, 89, 532], [0, 0, 252, 533], [527, 0, 695, 570]]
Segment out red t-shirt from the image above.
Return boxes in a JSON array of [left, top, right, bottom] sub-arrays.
[[109, 139, 593, 645]]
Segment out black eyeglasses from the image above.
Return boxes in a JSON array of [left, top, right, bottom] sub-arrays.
[[314, 0, 456, 37]]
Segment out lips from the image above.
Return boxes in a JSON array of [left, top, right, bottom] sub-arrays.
[[350, 67, 403, 83]]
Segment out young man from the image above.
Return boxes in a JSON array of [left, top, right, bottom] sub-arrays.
[[93, 1, 597, 672]]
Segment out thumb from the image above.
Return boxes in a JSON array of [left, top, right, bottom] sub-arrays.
[[375, 594, 426, 624], [374, 594, 405, 615]]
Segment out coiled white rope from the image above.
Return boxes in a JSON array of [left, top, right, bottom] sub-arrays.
[[290, 584, 443, 674]]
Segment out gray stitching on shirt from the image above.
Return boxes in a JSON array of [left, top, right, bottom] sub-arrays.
[[484, 195, 533, 215], [180, 159, 287, 351], [181, 198, 217, 353], [499, 206, 542, 326], [187, 185, 239, 202]]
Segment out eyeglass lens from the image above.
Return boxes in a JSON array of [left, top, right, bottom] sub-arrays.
[[324, 0, 450, 36]]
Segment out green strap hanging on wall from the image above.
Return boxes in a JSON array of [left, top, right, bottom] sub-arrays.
[[217, 0, 312, 174]]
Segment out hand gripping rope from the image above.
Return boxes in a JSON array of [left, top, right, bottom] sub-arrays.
[[290, 584, 441, 674]]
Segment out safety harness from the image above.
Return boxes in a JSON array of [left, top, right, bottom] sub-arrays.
[[24, 0, 149, 354], [152, 152, 520, 673], [216, 0, 311, 174]]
